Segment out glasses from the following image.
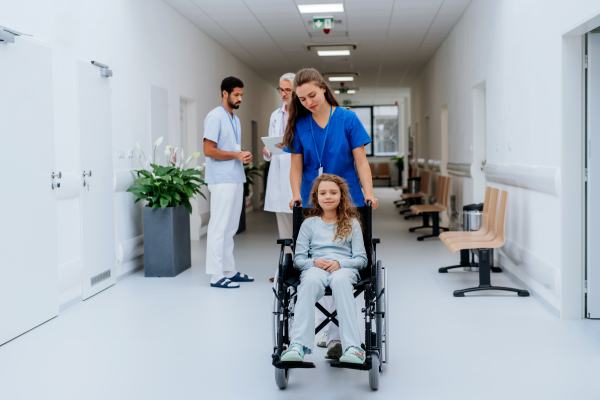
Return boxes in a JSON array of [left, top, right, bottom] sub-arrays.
[[277, 88, 293, 94]]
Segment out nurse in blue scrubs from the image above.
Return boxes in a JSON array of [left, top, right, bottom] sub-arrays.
[[283, 68, 378, 210]]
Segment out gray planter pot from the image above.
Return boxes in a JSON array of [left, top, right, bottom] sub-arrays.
[[142, 204, 191, 277]]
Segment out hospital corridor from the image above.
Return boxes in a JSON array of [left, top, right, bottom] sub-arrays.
[[1, 1, 600, 399]]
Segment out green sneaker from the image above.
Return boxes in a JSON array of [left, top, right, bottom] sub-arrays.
[[339, 346, 365, 364], [280, 344, 305, 362]]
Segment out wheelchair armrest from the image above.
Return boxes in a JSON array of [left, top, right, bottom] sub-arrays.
[[277, 238, 293, 246], [371, 238, 380, 244]]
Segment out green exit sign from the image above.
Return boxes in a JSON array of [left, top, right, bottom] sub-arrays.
[[313, 18, 334, 30]]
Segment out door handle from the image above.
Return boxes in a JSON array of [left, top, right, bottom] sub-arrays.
[[83, 180, 90, 191], [83, 170, 92, 177], [52, 171, 62, 189]]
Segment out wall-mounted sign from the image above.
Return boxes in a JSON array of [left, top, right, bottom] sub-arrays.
[[313, 17, 334, 30]]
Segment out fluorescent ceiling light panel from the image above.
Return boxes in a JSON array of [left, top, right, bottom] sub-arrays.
[[347, 90, 356, 94], [317, 50, 350, 56], [298, 4, 344, 13], [328, 76, 354, 82], [334, 90, 340, 94]]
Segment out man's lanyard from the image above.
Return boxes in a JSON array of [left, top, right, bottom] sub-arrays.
[[220, 104, 239, 144], [309, 105, 333, 172], [279, 105, 287, 136]]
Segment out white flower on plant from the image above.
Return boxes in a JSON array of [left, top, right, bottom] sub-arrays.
[[154, 137, 163, 149], [136, 143, 142, 151], [184, 156, 193, 168]]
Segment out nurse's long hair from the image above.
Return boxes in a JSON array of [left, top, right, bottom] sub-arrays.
[[283, 68, 340, 152], [307, 174, 360, 243]]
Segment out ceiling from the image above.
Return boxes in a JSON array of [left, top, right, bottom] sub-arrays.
[[163, 0, 471, 92]]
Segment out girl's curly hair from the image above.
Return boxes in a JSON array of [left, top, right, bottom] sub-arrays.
[[306, 174, 360, 243]]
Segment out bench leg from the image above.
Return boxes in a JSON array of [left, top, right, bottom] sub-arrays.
[[417, 213, 441, 241], [409, 213, 430, 232], [453, 249, 530, 297], [439, 249, 477, 272]]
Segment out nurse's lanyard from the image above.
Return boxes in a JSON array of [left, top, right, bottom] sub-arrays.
[[221, 104, 240, 150], [310, 105, 332, 176]]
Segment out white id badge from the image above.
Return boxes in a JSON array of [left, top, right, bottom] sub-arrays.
[[235, 144, 241, 152], [318, 166, 323, 176]]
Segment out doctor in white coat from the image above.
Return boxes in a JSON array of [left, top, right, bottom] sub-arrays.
[[263, 73, 295, 248], [264, 73, 338, 353]]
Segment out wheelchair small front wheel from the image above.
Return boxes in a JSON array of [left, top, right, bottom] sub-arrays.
[[275, 367, 289, 389], [369, 352, 380, 390]]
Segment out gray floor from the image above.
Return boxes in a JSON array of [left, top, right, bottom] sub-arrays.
[[1, 188, 599, 399]]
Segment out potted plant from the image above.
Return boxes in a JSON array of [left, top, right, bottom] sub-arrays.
[[127, 137, 207, 277], [390, 153, 404, 186], [237, 162, 263, 234]]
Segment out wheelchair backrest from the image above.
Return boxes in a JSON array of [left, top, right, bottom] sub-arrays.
[[292, 205, 373, 273]]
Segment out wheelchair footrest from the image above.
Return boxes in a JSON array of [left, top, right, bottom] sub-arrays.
[[274, 361, 316, 369], [329, 360, 372, 371]]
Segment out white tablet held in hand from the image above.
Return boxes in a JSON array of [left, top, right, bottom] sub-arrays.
[[261, 136, 286, 156]]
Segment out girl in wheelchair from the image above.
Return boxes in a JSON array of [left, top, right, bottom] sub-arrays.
[[280, 174, 367, 364]]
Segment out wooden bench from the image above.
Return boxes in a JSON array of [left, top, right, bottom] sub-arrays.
[[408, 175, 451, 240], [369, 162, 392, 187], [399, 170, 430, 216], [438, 189, 530, 297], [438, 187, 501, 273]]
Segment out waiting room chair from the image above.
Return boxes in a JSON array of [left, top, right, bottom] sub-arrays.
[[440, 190, 530, 297], [408, 175, 450, 240]]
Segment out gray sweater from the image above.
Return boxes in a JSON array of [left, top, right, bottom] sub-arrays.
[[293, 217, 368, 272]]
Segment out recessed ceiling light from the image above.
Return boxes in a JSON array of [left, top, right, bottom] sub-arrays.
[[347, 90, 356, 94], [317, 50, 350, 56], [328, 76, 354, 82], [298, 4, 344, 13]]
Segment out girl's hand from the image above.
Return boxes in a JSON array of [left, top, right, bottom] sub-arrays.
[[325, 260, 341, 273], [314, 258, 329, 270], [289, 196, 302, 210], [365, 196, 379, 210]]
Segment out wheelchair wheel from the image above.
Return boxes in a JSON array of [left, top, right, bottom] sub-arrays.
[[384, 263, 389, 365], [369, 351, 380, 390], [275, 367, 289, 389], [375, 260, 384, 369]]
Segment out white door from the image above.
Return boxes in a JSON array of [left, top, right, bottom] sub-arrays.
[[0, 37, 58, 345], [587, 33, 600, 318], [77, 60, 116, 300], [472, 82, 487, 203]]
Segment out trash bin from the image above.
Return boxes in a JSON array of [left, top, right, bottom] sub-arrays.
[[462, 203, 483, 271], [407, 177, 421, 194]]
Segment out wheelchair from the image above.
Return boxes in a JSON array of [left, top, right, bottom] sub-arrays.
[[271, 201, 388, 390]]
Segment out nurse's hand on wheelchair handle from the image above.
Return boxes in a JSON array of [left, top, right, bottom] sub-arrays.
[[365, 196, 379, 210], [289, 196, 302, 210]]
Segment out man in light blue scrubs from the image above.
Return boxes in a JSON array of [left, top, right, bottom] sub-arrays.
[[203, 77, 254, 289]]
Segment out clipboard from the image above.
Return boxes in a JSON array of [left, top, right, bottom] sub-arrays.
[[261, 136, 286, 156]]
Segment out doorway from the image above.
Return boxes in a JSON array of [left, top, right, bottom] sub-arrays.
[[586, 32, 600, 318], [472, 81, 487, 203], [440, 105, 448, 176]]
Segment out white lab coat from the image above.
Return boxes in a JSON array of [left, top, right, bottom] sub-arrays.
[[264, 105, 293, 213]]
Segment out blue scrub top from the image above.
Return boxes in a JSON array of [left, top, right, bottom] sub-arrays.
[[284, 107, 372, 207]]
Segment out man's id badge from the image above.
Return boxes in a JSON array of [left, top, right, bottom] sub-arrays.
[[318, 166, 323, 176], [235, 144, 241, 152]]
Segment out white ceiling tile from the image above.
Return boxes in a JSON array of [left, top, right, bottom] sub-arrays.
[[166, 0, 470, 91]]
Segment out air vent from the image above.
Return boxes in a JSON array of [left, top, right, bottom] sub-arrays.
[[91, 269, 111, 286]]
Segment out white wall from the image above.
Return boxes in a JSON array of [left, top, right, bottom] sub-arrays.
[[410, 0, 600, 316], [1, 0, 280, 307]]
